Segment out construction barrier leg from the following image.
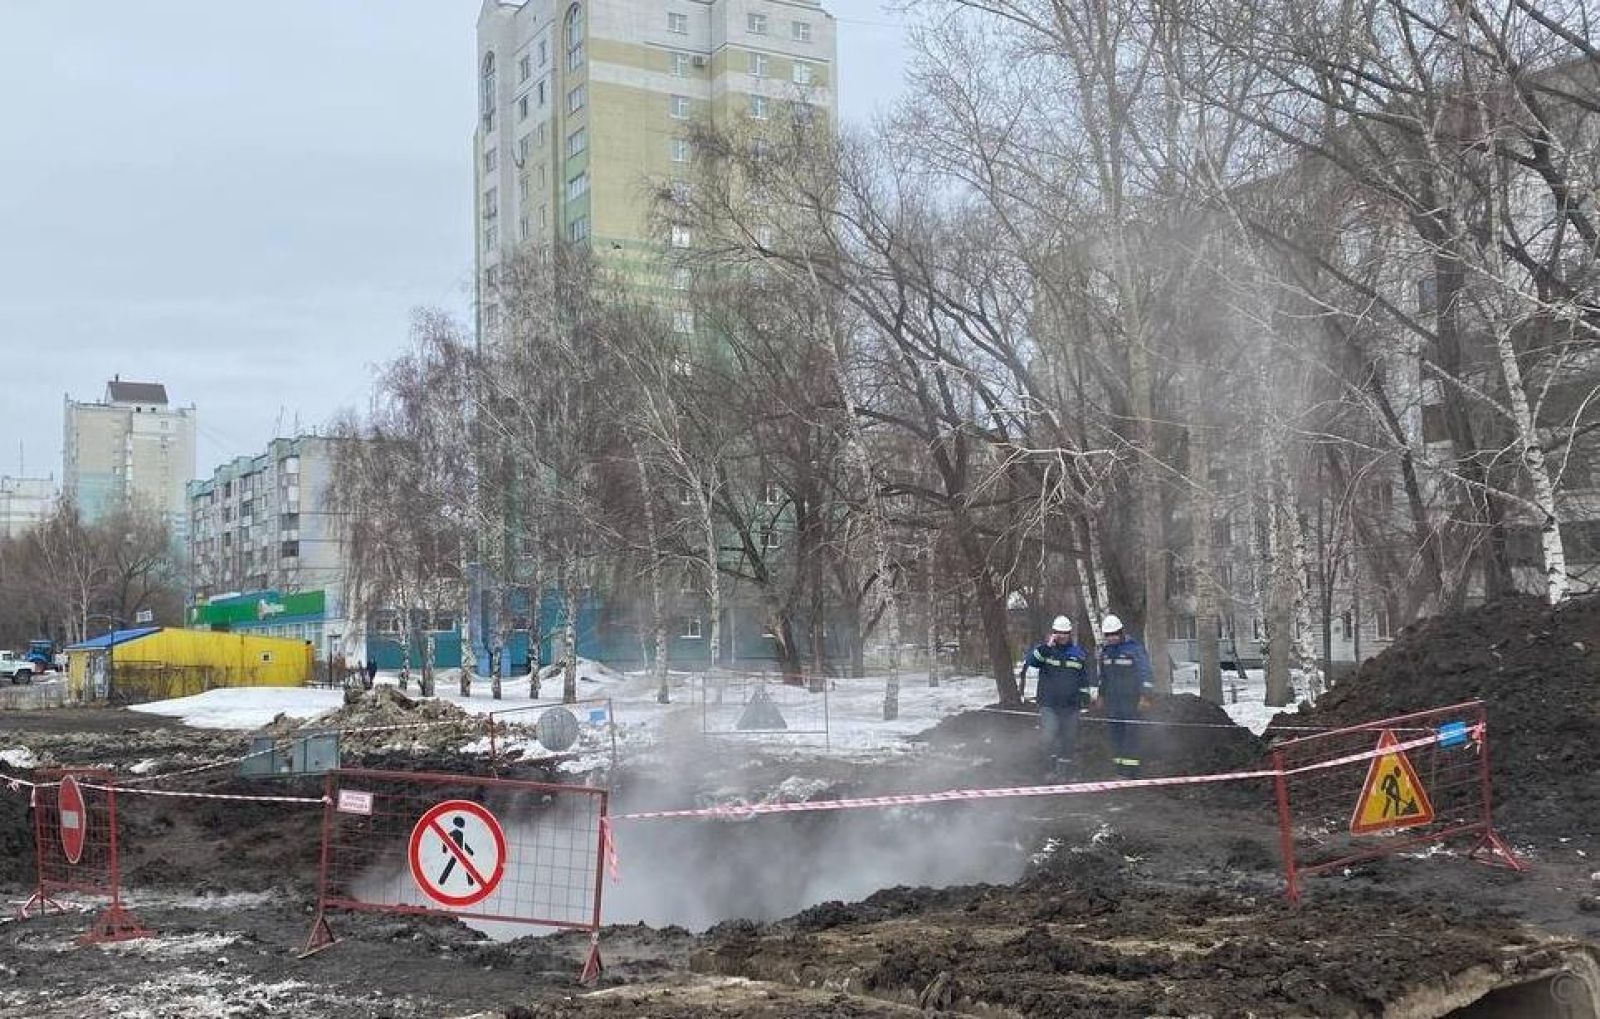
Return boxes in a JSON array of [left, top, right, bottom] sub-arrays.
[[81, 900, 152, 945], [1468, 828, 1527, 872], [299, 910, 338, 958]]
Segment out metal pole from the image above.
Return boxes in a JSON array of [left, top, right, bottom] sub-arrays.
[[1272, 749, 1300, 903]]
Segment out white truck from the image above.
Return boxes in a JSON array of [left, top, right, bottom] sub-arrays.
[[0, 651, 35, 684]]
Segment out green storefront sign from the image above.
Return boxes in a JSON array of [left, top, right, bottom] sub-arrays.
[[191, 590, 326, 628]]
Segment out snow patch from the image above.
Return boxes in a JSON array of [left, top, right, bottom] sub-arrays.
[[0, 747, 38, 769], [97, 932, 240, 957]]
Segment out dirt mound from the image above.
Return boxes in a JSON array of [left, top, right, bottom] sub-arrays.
[[1280, 593, 1600, 840], [919, 694, 1264, 783], [268, 686, 485, 754]]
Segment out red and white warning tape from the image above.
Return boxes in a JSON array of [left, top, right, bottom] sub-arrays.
[[981, 706, 1436, 734], [616, 726, 1474, 822], [81, 782, 328, 806]]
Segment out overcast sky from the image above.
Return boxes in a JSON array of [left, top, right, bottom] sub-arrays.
[[0, 2, 910, 482]]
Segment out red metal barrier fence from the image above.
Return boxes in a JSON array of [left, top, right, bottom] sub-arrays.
[[1271, 700, 1523, 901], [19, 769, 151, 943], [304, 768, 610, 982]]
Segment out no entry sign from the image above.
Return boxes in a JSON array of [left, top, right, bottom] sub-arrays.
[[59, 774, 86, 865], [407, 800, 508, 908]]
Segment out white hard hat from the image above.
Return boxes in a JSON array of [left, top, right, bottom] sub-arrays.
[[1050, 615, 1072, 632], [1100, 614, 1124, 635]]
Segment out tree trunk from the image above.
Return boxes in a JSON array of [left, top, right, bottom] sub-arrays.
[[422, 625, 437, 698], [631, 442, 670, 703], [1127, 309, 1170, 694], [1265, 487, 1296, 708], [1192, 423, 1222, 705], [925, 543, 941, 689], [459, 563, 476, 698], [562, 554, 579, 703], [1289, 500, 1322, 704], [699, 483, 722, 671]]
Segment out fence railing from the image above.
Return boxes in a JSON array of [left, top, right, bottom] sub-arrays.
[[1270, 700, 1522, 901]]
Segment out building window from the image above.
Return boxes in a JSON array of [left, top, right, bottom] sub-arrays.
[[539, 38, 548, 66], [567, 172, 589, 201], [669, 94, 690, 119], [537, 80, 547, 106], [518, 173, 530, 201], [671, 137, 691, 163], [681, 616, 702, 639], [763, 480, 781, 505], [749, 52, 768, 77], [755, 224, 774, 248], [668, 11, 689, 33], [673, 309, 694, 333], [484, 222, 499, 250], [793, 60, 814, 85], [568, 216, 590, 242], [749, 94, 768, 119], [748, 12, 768, 34], [483, 147, 498, 173], [792, 20, 812, 42], [518, 53, 532, 82], [760, 526, 781, 552], [483, 187, 498, 219], [567, 83, 586, 113], [518, 214, 530, 241], [517, 94, 529, 121], [1375, 604, 1393, 640], [479, 52, 497, 131], [567, 127, 588, 157], [516, 136, 530, 165], [566, 3, 584, 69], [671, 52, 691, 77], [485, 303, 502, 330], [671, 224, 692, 248], [280, 540, 299, 559], [673, 266, 691, 290]]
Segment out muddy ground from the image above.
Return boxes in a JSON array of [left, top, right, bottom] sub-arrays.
[[3, 662, 1600, 1017]]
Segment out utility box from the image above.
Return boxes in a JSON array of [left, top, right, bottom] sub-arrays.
[[239, 732, 339, 778]]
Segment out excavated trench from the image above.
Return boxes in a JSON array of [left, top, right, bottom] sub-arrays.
[[1406, 947, 1600, 1019]]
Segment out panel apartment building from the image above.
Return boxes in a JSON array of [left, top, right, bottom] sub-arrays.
[[0, 476, 56, 538], [186, 436, 352, 662], [473, 0, 838, 330], [63, 378, 196, 542]]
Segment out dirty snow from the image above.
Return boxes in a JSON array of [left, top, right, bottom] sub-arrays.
[[0, 747, 38, 769], [130, 665, 1003, 772]]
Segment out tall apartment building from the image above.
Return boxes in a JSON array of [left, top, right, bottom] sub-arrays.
[[63, 378, 196, 542], [473, 0, 838, 330], [187, 436, 352, 660], [0, 476, 56, 538]]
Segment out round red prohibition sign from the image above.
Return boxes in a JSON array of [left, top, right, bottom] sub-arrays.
[[407, 799, 508, 908], [59, 774, 87, 865]]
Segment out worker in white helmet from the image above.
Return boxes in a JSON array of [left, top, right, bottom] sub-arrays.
[[1097, 613, 1154, 777], [1018, 614, 1090, 779]]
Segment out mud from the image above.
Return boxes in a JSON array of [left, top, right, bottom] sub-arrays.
[[1281, 593, 1600, 843]]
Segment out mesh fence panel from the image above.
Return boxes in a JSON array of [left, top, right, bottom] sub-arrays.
[[1271, 701, 1521, 900], [309, 769, 607, 948]]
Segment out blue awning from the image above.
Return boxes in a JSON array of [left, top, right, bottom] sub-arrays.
[[65, 627, 161, 651]]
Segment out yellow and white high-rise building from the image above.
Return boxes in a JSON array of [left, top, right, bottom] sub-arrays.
[[472, 0, 838, 331]]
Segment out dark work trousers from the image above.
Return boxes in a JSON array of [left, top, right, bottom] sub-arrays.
[[1040, 704, 1080, 771], [1106, 699, 1140, 776]]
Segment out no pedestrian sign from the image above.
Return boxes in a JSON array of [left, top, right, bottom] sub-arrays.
[[407, 799, 508, 908]]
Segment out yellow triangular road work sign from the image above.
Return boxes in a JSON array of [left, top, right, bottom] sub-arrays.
[[1350, 729, 1435, 835]]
